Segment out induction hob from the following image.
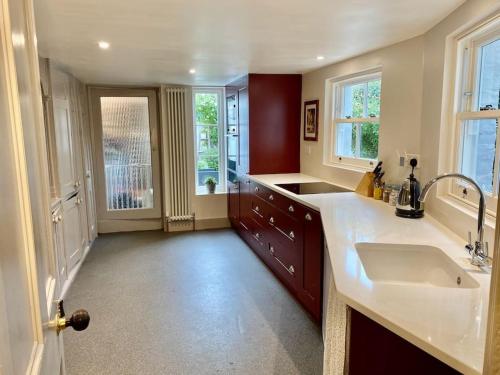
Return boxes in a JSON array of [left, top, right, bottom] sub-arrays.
[[275, 182, 350, 195]]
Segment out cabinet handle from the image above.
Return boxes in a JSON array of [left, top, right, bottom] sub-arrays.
[[269, 216, 275, 224], [52, 215, 58, 223], [58, 215, 62, 222], [255, 206, 260, 212], [288, 205, 295, 213], [288, 265, 295, 275], [289, 231, 295, 240], [255, 232, 260, 239], [254, 186, 260, 192], [305, 213, 312, 221], [268, 194, 274, 201], [270, 246, 275, 255]]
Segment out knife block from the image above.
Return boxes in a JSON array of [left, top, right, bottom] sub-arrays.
[[355, 172, 375, 197]]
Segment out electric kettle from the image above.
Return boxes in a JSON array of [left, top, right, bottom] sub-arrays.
[[395, 158, 424, 218]]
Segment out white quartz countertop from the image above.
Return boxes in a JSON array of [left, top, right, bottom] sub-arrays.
[[249, 173, 491, 375]]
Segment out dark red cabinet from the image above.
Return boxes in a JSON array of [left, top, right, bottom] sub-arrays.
[[224, 74, 321, 321], [225, 74, 301, 177], [235, 180, 323, 323]]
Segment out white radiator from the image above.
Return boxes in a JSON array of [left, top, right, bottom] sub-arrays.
[[162, 87, 194, 226]]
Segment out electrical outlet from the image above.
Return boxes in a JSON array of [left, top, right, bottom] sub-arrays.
[[405, 153, 420, 168]]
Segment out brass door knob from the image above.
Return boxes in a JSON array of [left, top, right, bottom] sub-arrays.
[[50, 300, 90, 334]]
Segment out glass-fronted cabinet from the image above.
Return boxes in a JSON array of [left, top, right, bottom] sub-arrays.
[[226, 93, 238, 183]]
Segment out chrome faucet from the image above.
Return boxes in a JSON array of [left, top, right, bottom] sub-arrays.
[[419, 173, 491, 267]]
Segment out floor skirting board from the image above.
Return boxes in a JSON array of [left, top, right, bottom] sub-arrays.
[[165, 217, 230, 232], [60, 241, 92, 300], [98, 218, 163, 233]]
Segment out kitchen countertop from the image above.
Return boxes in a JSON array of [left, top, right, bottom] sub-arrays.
[[248, 173, 491, 375]]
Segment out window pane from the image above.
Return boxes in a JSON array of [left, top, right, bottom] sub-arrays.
[[196, 125, 219, 186], [360, 122, 380, 159], [100, 97, 153, 210], [195, 93, 218, 125], [342, 83, 364, 118], [367, 80, 381, 117], [460, 118, 498, 194], [336, 122, 357, 157], [477, 38, 500, 111]]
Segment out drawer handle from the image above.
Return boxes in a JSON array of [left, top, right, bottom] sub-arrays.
[[269, 216, 275, 224], [255, 205, 260, 212], [288, 205, 295, 212], [270, 246, 275, 255], [305, 213, 312, 221], [288, 265, 295, 275], [255, 232, 260, 239], [268, 194, 274, 201], [289, 231, 295, 240], [255, 186, 260, 192]]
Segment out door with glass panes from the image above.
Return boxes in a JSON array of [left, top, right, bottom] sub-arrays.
[[90, 88, 161, 229]]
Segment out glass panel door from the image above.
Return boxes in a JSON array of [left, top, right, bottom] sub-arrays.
[[90, 88, 161, 222], [100, 97, 154, 210]]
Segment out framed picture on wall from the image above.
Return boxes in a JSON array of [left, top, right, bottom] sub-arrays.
[[304, 100, 319, 141]]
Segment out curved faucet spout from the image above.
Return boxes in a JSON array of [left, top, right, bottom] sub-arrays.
[[419, 173, 485, 244]]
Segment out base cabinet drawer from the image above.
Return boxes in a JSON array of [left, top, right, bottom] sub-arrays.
[[268, 241, 300, 290], [232, 179, 323, 324]]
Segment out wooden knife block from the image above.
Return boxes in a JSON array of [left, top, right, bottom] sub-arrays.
[[355, 172, 375, 197]]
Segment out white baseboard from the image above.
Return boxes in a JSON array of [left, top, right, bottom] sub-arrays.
[[60, 241, 92, 300], [98, 218, 162, 233]]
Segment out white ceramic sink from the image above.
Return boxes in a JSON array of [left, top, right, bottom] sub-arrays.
[[355, 243, 479, 288]]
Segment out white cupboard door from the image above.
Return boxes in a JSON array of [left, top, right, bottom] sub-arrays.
[[53, 97, 78, 197], [62, 196, 83, 272]]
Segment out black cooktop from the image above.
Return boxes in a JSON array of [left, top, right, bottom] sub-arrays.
[[276, 182, 350, 195]]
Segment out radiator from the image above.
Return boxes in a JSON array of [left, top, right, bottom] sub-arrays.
[[162, 87, 194, 226]]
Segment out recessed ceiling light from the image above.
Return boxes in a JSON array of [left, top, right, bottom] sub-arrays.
[[316, 55, 325, 60], [98, 41, 110, 49], [189, 68, 196, 74]]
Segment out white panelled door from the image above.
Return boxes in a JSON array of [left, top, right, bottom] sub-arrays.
[[0, 0, 89, 374]]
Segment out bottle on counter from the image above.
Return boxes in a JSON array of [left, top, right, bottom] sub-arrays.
[[383, 185, 392, 203], [373, 180, 384, 200], [389, 185, 400, 206]]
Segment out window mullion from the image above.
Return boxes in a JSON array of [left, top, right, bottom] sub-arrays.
[[492, 117, 500, 196], [356, 122, 361, 158]]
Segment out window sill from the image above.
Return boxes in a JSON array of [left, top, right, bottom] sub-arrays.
[[195, 186, 227, 196], [322, 160, 373, 174], [437, 194, 496, 229]]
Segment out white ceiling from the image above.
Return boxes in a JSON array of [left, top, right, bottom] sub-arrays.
[[34, 0, 464, 86]]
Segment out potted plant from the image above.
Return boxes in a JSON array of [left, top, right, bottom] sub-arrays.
[[204, 176, 217, 194]]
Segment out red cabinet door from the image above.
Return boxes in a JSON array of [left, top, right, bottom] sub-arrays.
[[227, 180, 240, 226], [300, 208, 323, 322]]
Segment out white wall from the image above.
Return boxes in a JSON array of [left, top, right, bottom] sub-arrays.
[[301, 36, 425, 188], [300, 0, 500, 247]]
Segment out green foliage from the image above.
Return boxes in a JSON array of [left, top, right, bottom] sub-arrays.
[[349, 79, 381, 118], [195, 93, 218, 125], [195, 93, 220, 171], [360, 123, 379, 159], [204, 176, 217, 186], [345, 79, 380, 159]]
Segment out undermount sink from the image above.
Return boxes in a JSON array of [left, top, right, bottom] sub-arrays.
[[355, 243, 480, 289]]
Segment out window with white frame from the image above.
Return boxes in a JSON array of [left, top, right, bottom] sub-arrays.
[[325, 71, 381, 169], [450, 17, 500, 212], [192, 88, 225, 194]]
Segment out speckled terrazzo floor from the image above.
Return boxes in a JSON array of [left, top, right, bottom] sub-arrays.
[[63, 229, 323, 375]]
